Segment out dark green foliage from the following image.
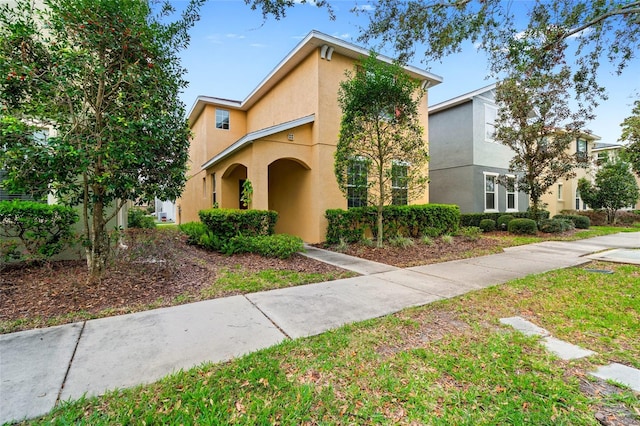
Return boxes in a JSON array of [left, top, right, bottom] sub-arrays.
[[458, 226, 482, 241], [539, 219, 575, 234], [497, 215, 514, 231], [325, 204, 459, 244], [508, 218, 538, 235], [0, 200, 77, 262], [179, 222, 222, 250], [225, 234, 304, 259], [553, 214, 590, 229], [198, 209, 278, 241], [127, 208, 156, 229], [479, 219, 496, 232], [460, 211, 549, 227]]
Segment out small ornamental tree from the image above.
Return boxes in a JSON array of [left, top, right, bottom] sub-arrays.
[[335, 53, 428, 247], [0, 0, 204, 277], [620, 100, 640, 178], [578, 160, 640, 224]]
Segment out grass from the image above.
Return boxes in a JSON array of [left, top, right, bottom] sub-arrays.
[[24, 261, 640, 425]]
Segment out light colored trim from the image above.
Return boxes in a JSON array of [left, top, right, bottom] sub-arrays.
[[201, 114, 315, 170], [504, 174, 518, 212], [483, 172, 499, 213], [430, 82, 498, 114], [188, 30, 443, 125]]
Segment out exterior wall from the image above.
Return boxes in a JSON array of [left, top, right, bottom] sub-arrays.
[[429, 102, 474, 171], [178, 41, 434, 243]]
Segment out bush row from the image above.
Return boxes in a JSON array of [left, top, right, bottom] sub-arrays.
[[0, 200, 78, 263], [460, 211, 550, 227], [325, 204, 460, 244], [182, 209, 302, 259], [128, 207, 156, 229]]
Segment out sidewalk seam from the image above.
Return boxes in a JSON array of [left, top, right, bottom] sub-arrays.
[[243, 295, 292, 340], [56, 321, 86, 406]]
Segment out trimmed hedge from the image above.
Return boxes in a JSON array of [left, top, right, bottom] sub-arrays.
[[460, 211, 550, 227], [199, 209, 278, 241], [508, 218, 538, 235], [497, 215, 514, 230], [479, 219, 496, 232], [553, 214, 590, 229], [225, 234, 304, 258], [539, 218, 575, 234], [0, 200, 78, 262], [325, 204, 460, 244]]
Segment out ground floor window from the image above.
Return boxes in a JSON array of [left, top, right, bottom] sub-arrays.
[[347, 158, 368, 208], [391, 161, 408, 206], [484, 172, 498, 212], [505, 175, 517, 211]]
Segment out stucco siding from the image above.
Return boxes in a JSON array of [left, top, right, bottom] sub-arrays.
[[429, 102, 473, 170]]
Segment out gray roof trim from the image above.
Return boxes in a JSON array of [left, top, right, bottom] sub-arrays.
[[201, 114, 315, 170], [429, 82, 498, 114]]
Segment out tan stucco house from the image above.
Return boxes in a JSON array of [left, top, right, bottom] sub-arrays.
[[177, 31, 442, 243]]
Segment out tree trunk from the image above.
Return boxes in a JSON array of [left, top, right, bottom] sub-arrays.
[[376, 203, 384, 248], [86, 200, 110, 279]]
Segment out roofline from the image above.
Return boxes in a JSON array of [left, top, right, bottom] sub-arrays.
[[188, 30, 444, 125], [201, 114, 315, 170], [429, 82, 498, 114]]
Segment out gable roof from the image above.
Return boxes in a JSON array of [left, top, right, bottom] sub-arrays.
[[201, 114, 315, 169], [188, 30, 444, 125], [429, 82, 497, 114]]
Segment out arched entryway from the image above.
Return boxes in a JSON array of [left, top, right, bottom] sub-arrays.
[[221, 163, 248, 209], [268, 158, 311, 240]]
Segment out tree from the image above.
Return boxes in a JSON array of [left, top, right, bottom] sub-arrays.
[[493, 24, 590, 220], [358, 1, 639, 111], [578, 160, 639, 224], [0, 0, 204, 277], [334, 53, 427, 247], [620, 100, 640, 177]]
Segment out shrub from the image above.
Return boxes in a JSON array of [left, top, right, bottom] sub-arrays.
[[0, 200, 78, 262], [618, 211, 640, 225], [421, 235, 433, 246], [574, 210, 607, 226], [479, 219, 496, 232], [459, 226, 482, 241], [179, 222, 223, 250], [388, 235, 414, 248], [553, 214, 590, 229], [508, 218, 538, 235], [325, 204, 459, 243], [199, 209, 278, 241], [441, 234, 454, 244], [539, 219, 575, 234], [128, 207, 156, 229], [497, 215, 514, 231], [421, 226, 441, 238], [225, 234, 304, 259]]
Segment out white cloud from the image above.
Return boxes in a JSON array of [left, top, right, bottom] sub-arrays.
[[225, 33, 246, 39], [354, 4, 375, 12]]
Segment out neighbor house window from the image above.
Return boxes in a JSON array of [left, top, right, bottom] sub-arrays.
[[575, 189, 583, 210], [557, 183, 563, 200], [484, 172, 498, 212], [216, 109, 230, 130], [505, 175, 517, 212], [347, 157, 368, 208], [211, 173, 217, 207], [485, 105, 498, 142], [391, 161, 408, 206]]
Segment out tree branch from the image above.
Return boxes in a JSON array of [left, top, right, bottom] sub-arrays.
[[561, 2, 640, 40]]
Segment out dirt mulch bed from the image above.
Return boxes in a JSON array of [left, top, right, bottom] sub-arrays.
[[0, 228, 349, 332], [320, 234, 506, 268]]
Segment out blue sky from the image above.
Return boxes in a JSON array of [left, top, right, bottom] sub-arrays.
[[178, 0, 639, 144]]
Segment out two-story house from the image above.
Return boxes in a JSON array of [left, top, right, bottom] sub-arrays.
[[429, 83, 600, 217], [177, 31, 442, 243]]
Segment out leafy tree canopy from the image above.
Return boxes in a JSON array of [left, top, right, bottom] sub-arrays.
[[0, 0, 204, 276], [578, 159, 640, 224], [620, 100, 640, 177], [335, 53, 427, 246]]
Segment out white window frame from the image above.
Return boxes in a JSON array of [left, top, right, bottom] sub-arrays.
[[557, 183, 563, 201], [484, 172, 499, 212], [391, 160, 409, 206], [484, 105, 498, 142], [505, 175, 518, 212], [215, 108, 230, 130], [347, 157, 368, 208]]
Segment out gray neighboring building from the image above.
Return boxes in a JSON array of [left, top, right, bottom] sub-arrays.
[[428, 83, 529, 214]]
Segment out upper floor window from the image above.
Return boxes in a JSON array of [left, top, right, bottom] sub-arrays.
[[485, 105, 497, 142], [347, 157, 368, 208], [216, 109, 230, 130], [576, 138, 588, 161], [391, 161, 408, 206]]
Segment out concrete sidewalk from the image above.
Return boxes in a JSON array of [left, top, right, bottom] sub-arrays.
[[1, 232, 639, 423]]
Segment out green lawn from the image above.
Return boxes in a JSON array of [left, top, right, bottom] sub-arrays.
[[25, 261, 639, 425]]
